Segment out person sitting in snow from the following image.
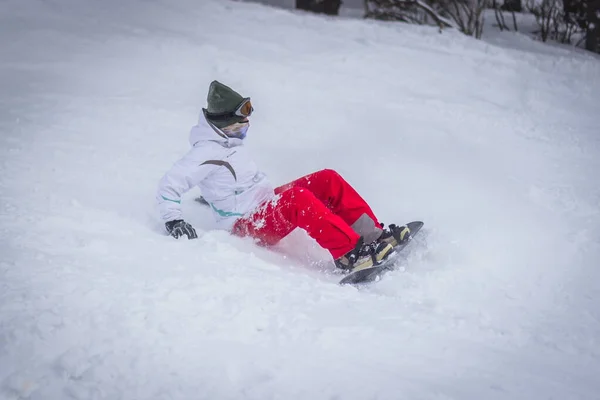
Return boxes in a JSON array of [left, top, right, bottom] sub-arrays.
[[156, 80, 411, 273]]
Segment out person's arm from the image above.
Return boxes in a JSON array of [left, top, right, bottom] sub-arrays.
[[156, 154, 217, 239]]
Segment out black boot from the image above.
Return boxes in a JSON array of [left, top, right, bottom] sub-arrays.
[[378, 224, 411, 248], [335, 237, 394, 273]]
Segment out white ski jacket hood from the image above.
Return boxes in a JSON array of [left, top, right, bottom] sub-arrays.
[[156, 117, 275, 231]]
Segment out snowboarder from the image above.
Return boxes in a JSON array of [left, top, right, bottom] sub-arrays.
[[156, 80, 411, 273]]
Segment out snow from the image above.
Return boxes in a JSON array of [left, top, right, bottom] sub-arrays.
[[1, 0, 600, 399]]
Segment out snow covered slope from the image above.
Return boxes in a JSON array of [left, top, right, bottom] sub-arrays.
[[1, 0, 599, 399]]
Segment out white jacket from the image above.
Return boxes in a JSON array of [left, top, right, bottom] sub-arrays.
[[156, 117, 275, 230]]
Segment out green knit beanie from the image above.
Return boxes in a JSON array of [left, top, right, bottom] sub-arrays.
[[203, 80, 246, 128]]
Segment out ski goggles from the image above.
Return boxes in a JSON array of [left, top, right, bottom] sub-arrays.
[[205, 98, 253, 121]]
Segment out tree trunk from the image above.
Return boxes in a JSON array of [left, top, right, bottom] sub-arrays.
[[323, 0, 342, 15], [502, 0, 522, 12], [296, 0, 313, 11], [296, 0, 342, 15], [586, 0, 600, 52]]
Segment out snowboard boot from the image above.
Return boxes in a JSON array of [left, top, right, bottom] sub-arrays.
[[378, 224, 411, 248], [335, 237, 394, 273]]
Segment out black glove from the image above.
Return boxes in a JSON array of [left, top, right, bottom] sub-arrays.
[[165, 219, 198, 240]]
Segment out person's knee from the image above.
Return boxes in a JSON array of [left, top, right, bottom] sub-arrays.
[[320, 168, 338, 176], [317, 168, 341, 181]]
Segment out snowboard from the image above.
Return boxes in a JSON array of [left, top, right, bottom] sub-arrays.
[[338, 221, 424, 286]]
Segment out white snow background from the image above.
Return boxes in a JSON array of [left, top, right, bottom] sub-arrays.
[[1, 0, 600, 399]]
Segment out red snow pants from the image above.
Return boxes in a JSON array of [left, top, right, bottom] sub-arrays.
[[231, 169, 382, 259]]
